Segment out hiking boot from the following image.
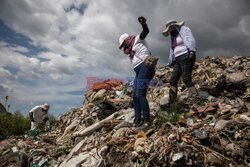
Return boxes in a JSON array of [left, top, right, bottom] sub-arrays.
[[169, 86, 177, 108], [134, 119, 152, 133], [187, 86, 201, 105], [169, 86, 177, 103], [133, 120, 142, 127], [140, 119, 151, 128]]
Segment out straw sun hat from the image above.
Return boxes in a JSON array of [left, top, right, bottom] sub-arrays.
[[162, 19, 185, 37]]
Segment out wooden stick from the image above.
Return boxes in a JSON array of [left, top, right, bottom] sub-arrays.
[[193, 141, 232, 162], [74, 112, 120, 136]]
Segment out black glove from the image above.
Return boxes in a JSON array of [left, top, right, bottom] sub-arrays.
[[29, 112, 35, 122], [43, 117, 49, 123], [188, 51, 196, 59], [138, 16, 146, 24]]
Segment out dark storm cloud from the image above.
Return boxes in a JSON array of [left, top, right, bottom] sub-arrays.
[[0, 0, 249, 72], [108, 0, 250, 67], [146, 0, 250, 63]]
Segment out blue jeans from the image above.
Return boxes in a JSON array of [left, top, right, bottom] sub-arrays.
[[133, 62, 155, 121]]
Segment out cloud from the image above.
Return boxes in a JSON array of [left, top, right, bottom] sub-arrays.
[[0, 84, 13, 95], [0, 67, 16, 81], [0, 43, 42, 78], [39, 52, 76, 76], [0, 0, 250, 115], [1, 0, 249, 67], [11, 45, 29, 53], [239, 15, 250, 36]]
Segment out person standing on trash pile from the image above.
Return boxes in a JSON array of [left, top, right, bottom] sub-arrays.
[[29, 103, 50, 131], [162, 20, 199, 106], [119, 16, 155, 127]]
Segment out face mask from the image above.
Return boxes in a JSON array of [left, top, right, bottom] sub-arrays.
[[171, 29, 178, 37]]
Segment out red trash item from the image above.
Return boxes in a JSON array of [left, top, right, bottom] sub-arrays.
[[92, 79, 123, 90], [24, 141, 37, 146], [190, 106, 217, 115]]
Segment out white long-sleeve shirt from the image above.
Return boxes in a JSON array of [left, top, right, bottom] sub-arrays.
[[132, 35, 151, 68], [174, 35, 188, 58], [29, 105, 49, 123]]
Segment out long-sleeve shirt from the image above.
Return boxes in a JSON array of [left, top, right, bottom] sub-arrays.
[[132, 23, 151, 68], [29, 105, 49, 123], [168, 26, 196, 67]]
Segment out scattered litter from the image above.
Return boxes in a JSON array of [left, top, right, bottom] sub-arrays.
[[0, 56, 249, 166]]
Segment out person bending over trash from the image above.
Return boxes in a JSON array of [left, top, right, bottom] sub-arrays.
[[119, 16, 157, 128], [29, 103, 50, 131], [162, 19, 199, 107]]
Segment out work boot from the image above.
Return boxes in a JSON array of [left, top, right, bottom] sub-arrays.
[[187, 86, 200, 104], [142, 119, 151, 127], [133, 120, 142, 127], [136, 119, 151, 132], [169, 86, 177, 108]]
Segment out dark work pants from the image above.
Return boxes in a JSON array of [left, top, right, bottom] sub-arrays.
[[133, 62, 155, 121], [170, 54, 196, 88]]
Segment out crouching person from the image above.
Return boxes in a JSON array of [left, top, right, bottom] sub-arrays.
[[29, 103, 50, 131]]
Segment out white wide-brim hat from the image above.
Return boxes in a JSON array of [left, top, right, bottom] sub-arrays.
[[119, 33, 129, 49], [162, 19, 185, 37]]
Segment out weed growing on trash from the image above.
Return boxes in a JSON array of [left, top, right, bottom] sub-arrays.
[[169, 102, 180, 122], [154, 113, 169, 130], [155, 102, 180, 130]]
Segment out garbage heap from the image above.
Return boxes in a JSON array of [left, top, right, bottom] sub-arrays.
[[0, 56, 249, 167]]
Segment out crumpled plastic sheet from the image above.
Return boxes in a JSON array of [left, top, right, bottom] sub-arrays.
[[120, 108, 134, 123], [59, 146, 108, 167]]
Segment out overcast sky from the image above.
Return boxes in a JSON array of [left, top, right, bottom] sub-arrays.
[[0, 0, 249, 116]]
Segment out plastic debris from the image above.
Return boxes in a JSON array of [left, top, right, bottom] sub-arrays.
[[172, 152, 184, 161], [12, 146, 18, 152], [209, 116, 216, 126], [194, 130, 209, 140]]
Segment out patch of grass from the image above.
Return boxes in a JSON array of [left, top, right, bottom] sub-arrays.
[[154, 113, 169, 130], [168, 102, 180, 122], [61, 145, 70, 155], [154, 102, 181, 130]]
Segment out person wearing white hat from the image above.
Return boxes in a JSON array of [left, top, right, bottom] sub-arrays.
[[119, 16, 155, 128], [29, 103, 50, 131], [162, 19, 199, 106]]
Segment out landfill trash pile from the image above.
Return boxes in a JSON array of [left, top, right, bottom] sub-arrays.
[[0, 56, 249, 167]]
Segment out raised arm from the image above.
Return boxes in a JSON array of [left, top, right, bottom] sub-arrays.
[[138, 16, 149, 40]]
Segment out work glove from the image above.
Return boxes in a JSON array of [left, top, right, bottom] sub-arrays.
[[29, 112, 35, 122], [188, 50, 196, 59], [138, 16, 146, 24], [189, 51, 195, 55], [43, 117, 49, 123]]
